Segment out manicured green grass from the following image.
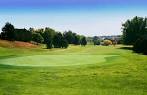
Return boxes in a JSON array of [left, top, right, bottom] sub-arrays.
[[0, 45, 147, 95], [0, 55, 115, 66]]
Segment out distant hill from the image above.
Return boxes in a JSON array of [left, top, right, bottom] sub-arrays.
[[0, 40, 37, 48]]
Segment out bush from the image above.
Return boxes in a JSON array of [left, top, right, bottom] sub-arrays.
[[133, 35, 147, 55], [103, 40, 112, 46], [93, 40, 100, 45], [32, 33, 44, 44], [80, 37, 87, 46]]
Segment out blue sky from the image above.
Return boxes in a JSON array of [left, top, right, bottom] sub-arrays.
[[0, 0, 147, 36]]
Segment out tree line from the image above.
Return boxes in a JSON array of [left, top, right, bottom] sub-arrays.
[[122, 16, 147, 54], [0, 22, 87, 49]]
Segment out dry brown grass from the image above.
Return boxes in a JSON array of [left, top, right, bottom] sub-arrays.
[[0, 40, 38, 48]]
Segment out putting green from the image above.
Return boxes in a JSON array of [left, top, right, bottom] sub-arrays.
[[0, 55, 117, 67]]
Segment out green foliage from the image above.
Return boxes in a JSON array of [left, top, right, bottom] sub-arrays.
[[93, 36, 101, 45], [32, 33, 44, 44], [53, 32, 69, 48], [43, 27, 55, 49], [34, 28, 44, 37], [64, 31, 74, 44], [73, 34, 81, 45], [1, 22, 15, 41], [0, 23, 85, 49], [61, 39, 69, 48], [122, 16, 147, 55], [80, 37, 87, 46], [63, 31, 81, 45], [133, 35, 147, 55], [94, 40, 101, 45], [53, 32, 63, 48], [122, 16, 147, 45], [29, 27, 35, 32], [1, 24, 32, 42], [14, 28, 32, 42]]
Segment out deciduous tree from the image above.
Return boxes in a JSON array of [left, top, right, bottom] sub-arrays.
[[1, 22, 15, 41]]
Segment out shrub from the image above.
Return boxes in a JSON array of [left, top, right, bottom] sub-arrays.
[[133, 35, 147, 55], [93, 40, 101, 45], [32, 33, 44, 44], [80, 37, 87, 46], [103, 40, 112, 46]]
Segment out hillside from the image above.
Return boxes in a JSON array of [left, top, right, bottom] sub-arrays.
[[0, 40, 38, 48]]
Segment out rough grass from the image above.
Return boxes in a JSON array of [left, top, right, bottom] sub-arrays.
[[0, 40, 37, 48], [0, 45, 147, 95]]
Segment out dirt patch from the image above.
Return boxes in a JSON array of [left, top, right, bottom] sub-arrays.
[[14, 41, 37, 48]]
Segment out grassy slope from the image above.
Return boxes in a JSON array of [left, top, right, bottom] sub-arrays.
[[0, 40, 37, 48], [0, 45, 147, 95]]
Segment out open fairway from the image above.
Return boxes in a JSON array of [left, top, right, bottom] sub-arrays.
[[0, 45, 147, 95]]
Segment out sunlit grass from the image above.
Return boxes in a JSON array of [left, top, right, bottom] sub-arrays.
[[0, 45, 147, 95]]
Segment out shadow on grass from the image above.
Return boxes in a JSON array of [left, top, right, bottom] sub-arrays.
[[0, 55, 18, 59], [117, 46, 133, 50], [118, 46, 147, 55]]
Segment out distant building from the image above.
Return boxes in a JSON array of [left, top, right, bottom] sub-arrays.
[[99, 35, 121, 40]]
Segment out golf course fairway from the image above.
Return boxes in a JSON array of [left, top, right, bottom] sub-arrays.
[[0, 45, 147, 95]]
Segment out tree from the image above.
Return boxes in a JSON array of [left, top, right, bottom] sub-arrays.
[[80, 37, 87, 46], [53, 32, 69, 48], [133, 35, 147, 55], [34, 28, 44, 37], [43, 27, 55, 49], [0, 32, 6, 39], [93, 36, 100, 45], [29, 27, 35, 33], [53, 32, 63, 48], [73, 35, 80, 45], [1, 22, 15, 41], [63, 31, 74, 44], [14, 28, 32, 42], [61, 39, 69, 48], [122, 16, 147, 45], [0, 22, 81, 49], [93, 40, 101, 45], [32, 33, 44, 44]]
